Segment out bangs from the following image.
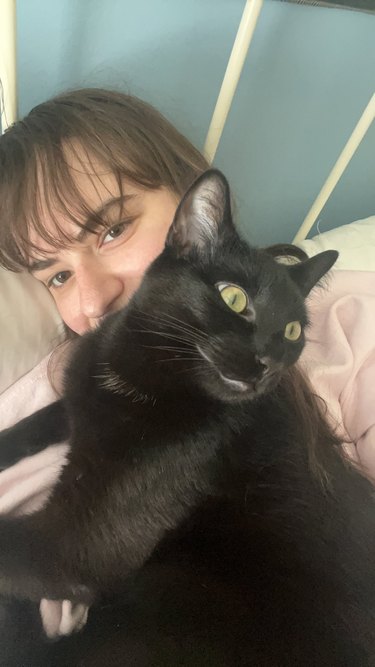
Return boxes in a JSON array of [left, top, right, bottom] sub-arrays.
[[0, 88, 208, 271], [0, 139, 131, 271]]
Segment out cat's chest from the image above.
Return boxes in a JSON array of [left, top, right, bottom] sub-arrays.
[[63, 408, 230, 524], [70, 394, 234, 468]]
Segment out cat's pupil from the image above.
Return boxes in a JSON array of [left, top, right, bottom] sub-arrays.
[[284, 320, 302, 341], [219, 284, 248, 314]]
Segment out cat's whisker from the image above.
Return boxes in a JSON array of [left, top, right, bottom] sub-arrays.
[[134, 308, 207, 337], [132, 310, 208, 344], [151, 311, 209, 339], [132, 329, 203, 348], [154, 357, 203, 364], [141, 324, 207, 346], [141, 344, 196, 353], [93, 370, 155, 403], [174, 363, 214, 375]]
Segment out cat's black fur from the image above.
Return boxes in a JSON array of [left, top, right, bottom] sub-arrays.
[[1, 170, 375, 666]]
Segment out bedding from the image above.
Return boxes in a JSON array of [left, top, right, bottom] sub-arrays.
[[0, 267, 64, 395], [297, 215, 375, 271], [301, 270, 375, 479]]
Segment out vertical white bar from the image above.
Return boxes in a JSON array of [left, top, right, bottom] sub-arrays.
[[0, 0, 17, 132], [293, 92, 375, 243], [204, 0, 264, 164]]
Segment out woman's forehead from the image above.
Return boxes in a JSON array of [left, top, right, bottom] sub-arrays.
[[58, 142, 123, 206], [29, 146, 129, 251], [21, 141, 175, 265]]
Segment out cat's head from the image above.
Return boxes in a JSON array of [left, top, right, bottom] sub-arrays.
[[113, 170, 337, 403]]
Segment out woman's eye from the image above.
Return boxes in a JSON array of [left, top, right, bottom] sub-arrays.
[[219, 284, 248, 314], [102, 222, 127, 244], [284, 320, 302, 341], [48, 271, 71, 289]]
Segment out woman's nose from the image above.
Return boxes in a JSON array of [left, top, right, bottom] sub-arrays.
[[76, 265, 124, 320]]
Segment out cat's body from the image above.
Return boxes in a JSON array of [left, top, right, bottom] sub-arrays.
[[0, 170, 375, 665]]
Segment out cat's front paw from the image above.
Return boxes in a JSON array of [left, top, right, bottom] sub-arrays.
[[40, 598, 89, 638]]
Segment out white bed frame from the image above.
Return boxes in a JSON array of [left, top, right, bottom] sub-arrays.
[[0, 0, 16, 133], [1, 0, 374, 242]]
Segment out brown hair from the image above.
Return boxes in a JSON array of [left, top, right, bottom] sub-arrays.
[[0, 88, 208, 271]]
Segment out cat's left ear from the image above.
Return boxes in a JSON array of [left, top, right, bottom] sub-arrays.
[[287, 250, 338, 296], [166, 169, 236, 258]]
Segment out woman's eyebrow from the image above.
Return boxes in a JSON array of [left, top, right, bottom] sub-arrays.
[[29, 257, 57, 273], [76, 195, 127, 242], [29, 196, 129, 273]]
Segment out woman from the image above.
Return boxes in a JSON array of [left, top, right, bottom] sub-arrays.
[[0, 87, 209, 642]]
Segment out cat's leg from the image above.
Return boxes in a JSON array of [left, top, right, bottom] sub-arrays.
[[0, 510, 93, 604], [0, 477, 200, 607], [0, 495, 173, 606], [0, 596, 47, 667], [0, 440, 212, 607], [0, 401, 69, 469]]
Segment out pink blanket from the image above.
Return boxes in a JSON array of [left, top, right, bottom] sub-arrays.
[[300, 270, 375, 479], [0, 268, 375, 636]]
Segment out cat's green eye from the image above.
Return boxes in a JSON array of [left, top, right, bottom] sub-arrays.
[[284, 320, 302, 341], [219, 285, 248, 314]]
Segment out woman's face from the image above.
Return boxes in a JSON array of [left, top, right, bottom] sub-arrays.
[[30, 154, 178, 335]]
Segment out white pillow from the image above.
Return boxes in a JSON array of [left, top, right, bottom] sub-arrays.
[[0, 268, 64, 395], [296, 216, 375, 272]]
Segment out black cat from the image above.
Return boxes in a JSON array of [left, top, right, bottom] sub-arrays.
[[0, 170, 375, 666]]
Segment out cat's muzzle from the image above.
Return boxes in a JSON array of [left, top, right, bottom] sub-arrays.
[[196, 345, 280, 400]]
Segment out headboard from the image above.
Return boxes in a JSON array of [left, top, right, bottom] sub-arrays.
[[203, 0, 375, 243], [280, 1, 375, 13]]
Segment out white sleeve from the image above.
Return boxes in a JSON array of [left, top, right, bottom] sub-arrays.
[[0, 352, 69, 516], [0, 353, 58, 430]]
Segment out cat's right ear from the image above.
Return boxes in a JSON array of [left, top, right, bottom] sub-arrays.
[[165, 169, 236, 259], [287, 250, 338, 296]]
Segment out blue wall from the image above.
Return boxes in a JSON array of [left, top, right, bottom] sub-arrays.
[[17, 0, 375, 245]]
